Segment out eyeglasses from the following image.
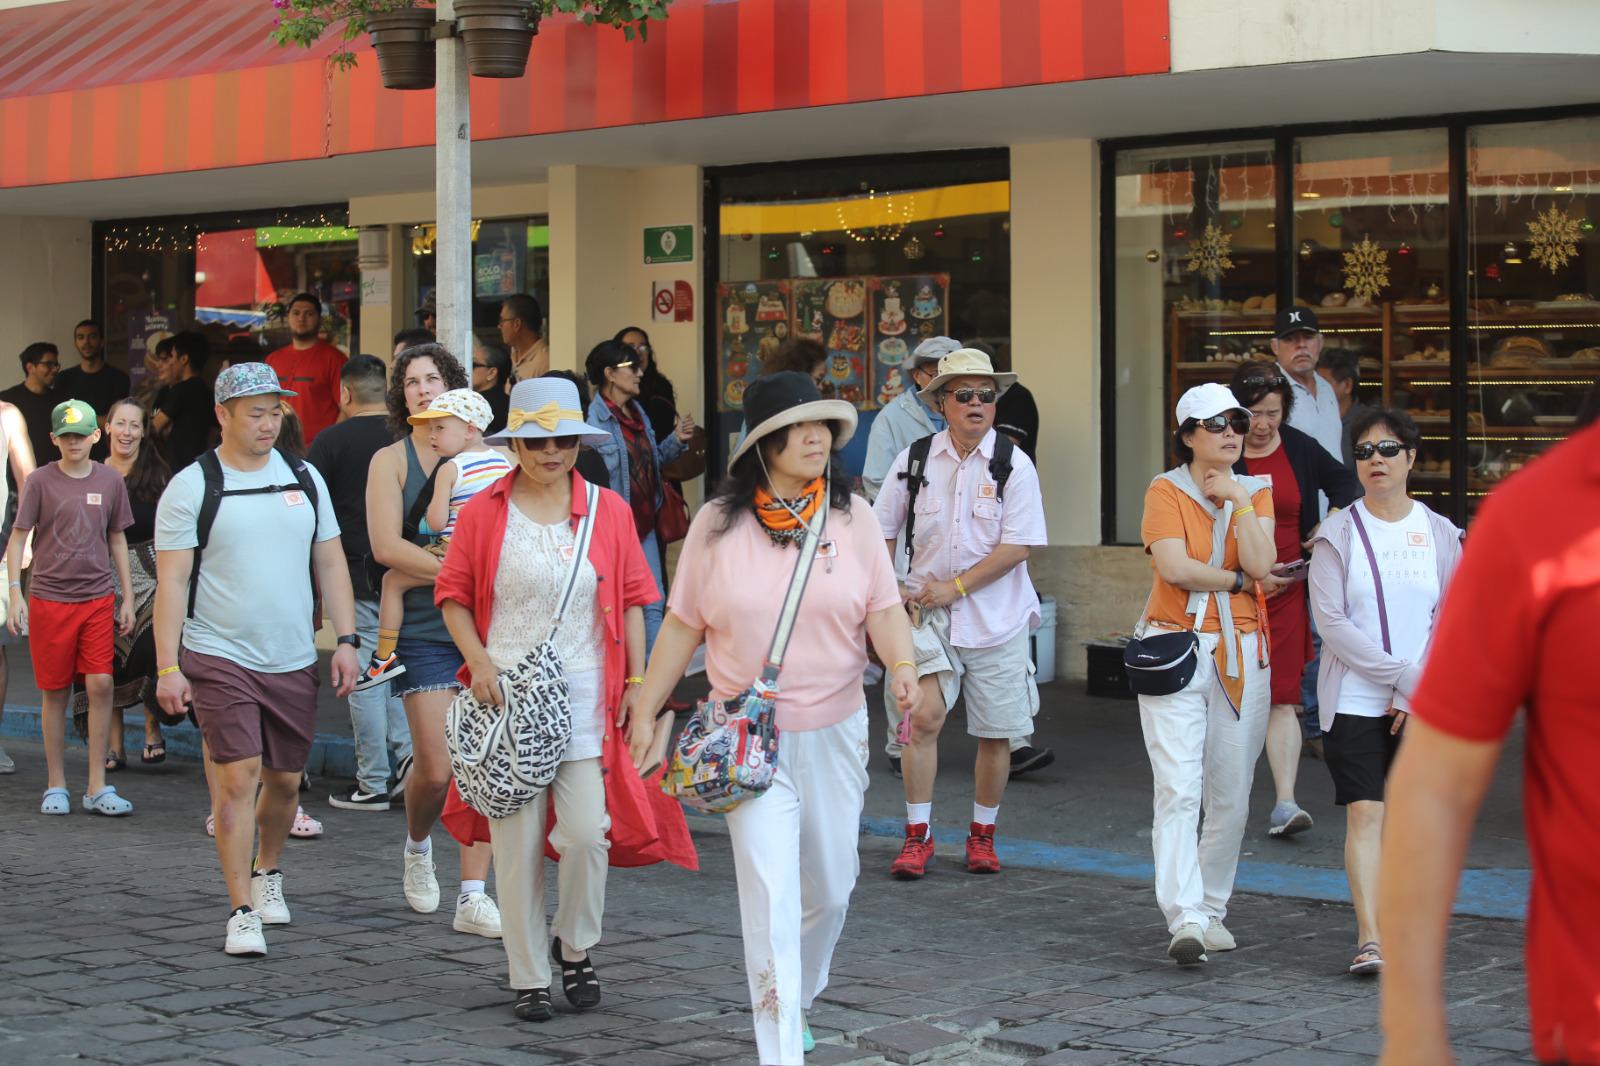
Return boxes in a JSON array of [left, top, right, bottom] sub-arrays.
[[1195, 412, 1251, 435], [1352, 439, 1406, 461], [1240, 372, 1286, 388], [946, 387, 997, 405], [611, 360, 637, 372], [35, 361, 60, 370], [630, 342, 652, 353], [471, 362, 491, 370], [498, 316, 515, 324]]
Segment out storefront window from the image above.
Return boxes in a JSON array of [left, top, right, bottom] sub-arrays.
[[99, 205, 358, 394], [1295, 130, 1451, 508], [710, 152, 1010, 475], [406, 217, 550, 348], [1111, 141, 1275, 543], [1467, 117, 1600, 518]]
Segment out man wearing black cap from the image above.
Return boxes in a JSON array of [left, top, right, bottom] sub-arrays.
[[1271, 307, 1342, 463]]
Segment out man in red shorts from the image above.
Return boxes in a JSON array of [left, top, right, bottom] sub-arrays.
[[153, 362, 360, 957], [1379, 421, 1600, 1066], [6, 399, 135, 816]]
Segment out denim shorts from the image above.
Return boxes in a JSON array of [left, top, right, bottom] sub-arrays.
[[393, 636, 464, 699]]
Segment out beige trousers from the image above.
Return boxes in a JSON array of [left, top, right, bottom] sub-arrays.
[[488, 757, 611, 991]]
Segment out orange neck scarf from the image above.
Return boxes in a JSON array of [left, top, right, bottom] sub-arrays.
[[753, 477, 825, 548]]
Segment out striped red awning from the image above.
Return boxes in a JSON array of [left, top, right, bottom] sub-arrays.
[[0, 0, 1170, 189]]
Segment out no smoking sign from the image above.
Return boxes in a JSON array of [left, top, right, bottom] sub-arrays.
[[652, 280, 694, 323]]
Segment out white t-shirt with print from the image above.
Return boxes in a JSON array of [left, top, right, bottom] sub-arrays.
[[1337, 499, 1440, 717]]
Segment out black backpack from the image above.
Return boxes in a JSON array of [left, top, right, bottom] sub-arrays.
[[189, 446, 319, 618], [896, 432, 1014, 562]]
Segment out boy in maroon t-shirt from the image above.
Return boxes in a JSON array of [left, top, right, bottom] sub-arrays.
[[7, 399, 135, 816]]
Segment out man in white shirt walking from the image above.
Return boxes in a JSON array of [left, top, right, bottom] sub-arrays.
[[873, 349, 1049, 879]]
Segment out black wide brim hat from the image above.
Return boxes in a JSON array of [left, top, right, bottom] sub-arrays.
[[728, 371, 858, 471]]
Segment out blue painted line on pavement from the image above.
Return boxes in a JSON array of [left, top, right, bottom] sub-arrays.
[[4, 703, 1528, 918]]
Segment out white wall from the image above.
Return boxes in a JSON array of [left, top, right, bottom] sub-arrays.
[[0, 216, 92, 385]]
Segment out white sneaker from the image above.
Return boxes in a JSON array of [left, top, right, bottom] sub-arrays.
[[1167, 922, 1208, 966], [453, 892, 503, 939], [1203, 917, 1237, 952], [250, 870, 291, 925], [403, 848, 440, 914], [225, 909, 267, 956], [0, 742, 14, 774]]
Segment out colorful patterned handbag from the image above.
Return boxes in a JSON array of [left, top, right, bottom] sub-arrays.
[[662, 494, 828, 814]]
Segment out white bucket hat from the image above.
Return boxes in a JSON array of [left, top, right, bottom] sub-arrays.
[[915, 348, 1018, 401], [484, 377, 609, 446]]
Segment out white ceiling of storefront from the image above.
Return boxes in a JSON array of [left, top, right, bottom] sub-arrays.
[[2, 49, 1596, 219]]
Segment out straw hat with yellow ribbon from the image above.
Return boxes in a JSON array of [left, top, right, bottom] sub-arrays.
[[484, 377, 610, 446]]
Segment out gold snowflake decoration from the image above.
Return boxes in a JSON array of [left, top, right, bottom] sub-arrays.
[[1185, 223, 1233, 283], [1526, 204, 1583, 274], [1341, 237, 1389, 302]]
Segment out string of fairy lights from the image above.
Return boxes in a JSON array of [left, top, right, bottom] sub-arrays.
[[100, 210, 353, 254]]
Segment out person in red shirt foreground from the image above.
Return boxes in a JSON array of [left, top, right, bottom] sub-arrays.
[[434, 377, 696, 1023], [267, 292, 346, 443], [1378, 421, 1600, 1066]]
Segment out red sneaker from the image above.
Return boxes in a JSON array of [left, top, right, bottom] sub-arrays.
[[965, 822, 1001, 874], [890, 823, 935, 879]]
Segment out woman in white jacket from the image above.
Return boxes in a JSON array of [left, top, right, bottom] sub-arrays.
[[1307, 407, 1464, 977]]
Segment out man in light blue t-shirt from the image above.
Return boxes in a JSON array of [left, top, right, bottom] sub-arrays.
[[153, 362, 361, 959]]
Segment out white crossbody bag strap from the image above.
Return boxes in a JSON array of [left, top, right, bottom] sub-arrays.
[[759, 492, 829, 684], [546, 481, 599, 642]]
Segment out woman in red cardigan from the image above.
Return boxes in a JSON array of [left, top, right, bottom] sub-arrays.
[[435, 377, 696, 1023]]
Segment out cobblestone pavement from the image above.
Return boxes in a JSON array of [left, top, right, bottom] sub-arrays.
[[2, 738, 1532, 1065]]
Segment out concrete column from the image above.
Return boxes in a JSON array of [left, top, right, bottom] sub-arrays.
[[435, 0, 473, 361], [0, 216, 92, 379]]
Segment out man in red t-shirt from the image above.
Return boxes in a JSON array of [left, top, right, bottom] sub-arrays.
[[267, 292, 346, 443], [1379, 422, 1600, 1066]]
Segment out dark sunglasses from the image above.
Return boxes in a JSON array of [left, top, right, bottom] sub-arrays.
[[521, 436, 580, 451], [1352, 439, 1406, 461], [471, 362, 492, 370], [947, 387, 997, 405], [1196, 412, 1250, 435], [610, 360, 637, 372]]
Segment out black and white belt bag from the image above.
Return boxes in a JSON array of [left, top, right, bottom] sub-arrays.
[[1123, 591, 1209, 697]]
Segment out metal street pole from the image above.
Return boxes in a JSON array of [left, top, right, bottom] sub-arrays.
[[435, 0, 472, 362]]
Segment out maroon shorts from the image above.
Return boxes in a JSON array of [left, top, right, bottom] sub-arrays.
[[29, 594, 114, 691], [184, 650, 320, 771]]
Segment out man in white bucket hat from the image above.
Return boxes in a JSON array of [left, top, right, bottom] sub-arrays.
[[872, 348, 1048, 879]]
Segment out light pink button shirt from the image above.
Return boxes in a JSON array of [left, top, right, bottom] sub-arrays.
[[873, 428, 1048, 650]]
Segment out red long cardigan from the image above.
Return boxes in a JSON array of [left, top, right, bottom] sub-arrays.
[[434, 469, 698, 871]]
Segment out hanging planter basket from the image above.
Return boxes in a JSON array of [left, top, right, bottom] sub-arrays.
[[455, 0, 539, 79], [367, 8, 438, 90]]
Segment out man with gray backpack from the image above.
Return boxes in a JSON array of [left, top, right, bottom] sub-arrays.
[[153, 362, 360, 957]]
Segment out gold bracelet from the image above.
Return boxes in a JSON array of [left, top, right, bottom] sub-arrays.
[[1233, 505, 1255, 520], [157, 665, 181, 678], [954, 574, 969, 597], [625, 676, 645, 686], [892, 660, 915, 671]]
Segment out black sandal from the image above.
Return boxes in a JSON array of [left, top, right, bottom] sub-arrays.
[[513, 988, 553, 1022], [551, 936, 601, 1010], [105, 752, 127, 773]]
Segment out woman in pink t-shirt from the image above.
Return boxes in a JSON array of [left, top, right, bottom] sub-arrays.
[[638, 372, 920, 1066]]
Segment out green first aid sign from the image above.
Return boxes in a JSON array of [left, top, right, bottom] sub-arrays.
[[644, 225, 694, 264]]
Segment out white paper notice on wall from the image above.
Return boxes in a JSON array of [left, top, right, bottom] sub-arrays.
[[363, 269, 392, 307], [652, 281, 675, 322]]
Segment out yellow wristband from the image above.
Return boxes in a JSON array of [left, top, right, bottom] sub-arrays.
[[157, 665, 181, 678], [892, 660, 915, 672], [625, 676, 645, 686], [1233, 505, 1255, 520], [954, 575, 969, 597]]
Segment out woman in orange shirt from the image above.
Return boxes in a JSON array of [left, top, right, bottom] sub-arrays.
[[1137, 382, 1277, 967]]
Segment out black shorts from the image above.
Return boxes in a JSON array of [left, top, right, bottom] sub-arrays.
[[1323, 713, 1402, 805]]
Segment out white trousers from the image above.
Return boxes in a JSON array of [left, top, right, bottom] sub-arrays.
[[488, 757, 610, 991], [725, 706, 870, 1066], [1136, 630, 1269, 934]]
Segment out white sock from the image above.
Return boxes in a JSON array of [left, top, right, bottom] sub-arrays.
[[458, 879, 485, 904], [974, 803, 999, 826], [906, 802, 932, 827], [405, 836, 431, 856]]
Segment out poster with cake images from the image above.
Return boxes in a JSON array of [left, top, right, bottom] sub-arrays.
[[716, 280, 791, 411], [791, 277, 870, 409], [870, 274, 949, 408]]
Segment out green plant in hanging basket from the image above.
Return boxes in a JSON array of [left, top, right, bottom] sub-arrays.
[[270, 0, 672, 71]]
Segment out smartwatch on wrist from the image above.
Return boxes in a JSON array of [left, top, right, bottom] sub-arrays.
[[1232, 571, 1246, 595], [336, 634, 361, 649]]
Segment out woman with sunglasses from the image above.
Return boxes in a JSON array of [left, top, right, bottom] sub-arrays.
[[1137, 382, 1278, 966], [1306, 407, 1462, 977], [584, 340, 695, 651], [613, 326, 678, 445], [1228, 363, 1361, 841], [435, 376, 697, 1022]]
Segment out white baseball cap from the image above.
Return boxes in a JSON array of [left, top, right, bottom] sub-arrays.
[[407, 387, 493, 432], [1175, 382, 1246, 425]]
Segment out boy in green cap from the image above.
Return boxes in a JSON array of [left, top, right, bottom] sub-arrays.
[[7, 398, 136, 816]]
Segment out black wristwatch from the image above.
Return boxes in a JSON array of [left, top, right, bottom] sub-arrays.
[[336, 634, 361, 649], [1232, 571, 1246, 595]]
